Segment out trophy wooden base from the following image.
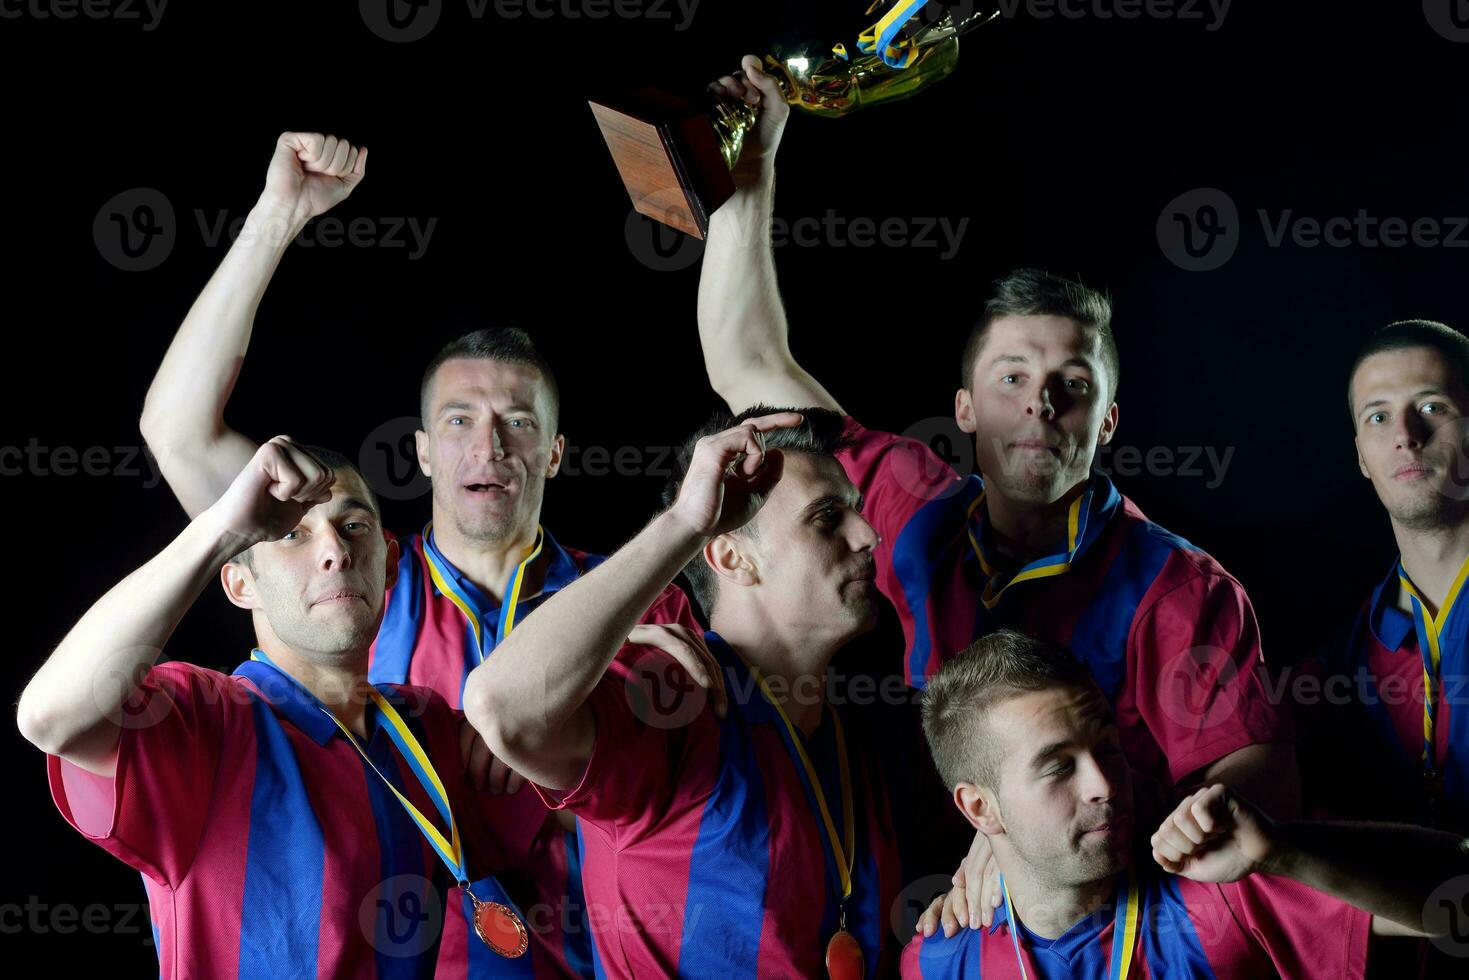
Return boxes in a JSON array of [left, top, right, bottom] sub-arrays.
[[589, 90, 737, 240]]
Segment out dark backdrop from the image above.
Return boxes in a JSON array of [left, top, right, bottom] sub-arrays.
[[5, 0, 1468, 967]]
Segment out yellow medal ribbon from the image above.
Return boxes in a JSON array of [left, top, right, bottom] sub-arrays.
[[421, 521, 545, 663], [1000, 869, 1138, 979], [739, 653, 856, 903], [966, 489, 1087, 610], [1398, 552, 1469, 799]]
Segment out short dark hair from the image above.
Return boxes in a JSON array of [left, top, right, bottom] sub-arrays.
[[419, 327, 560, 430], [921, 629, 1097, 791], [660, 406, 850, 617], [229, 443, 380, 568], [1346, 319, 1469, 420], [960, 269, 1119, 400]]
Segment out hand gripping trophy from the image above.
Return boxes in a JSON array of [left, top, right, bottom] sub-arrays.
[[591, 0, 1000, 238]]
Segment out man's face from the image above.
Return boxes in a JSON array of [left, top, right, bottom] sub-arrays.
[[739, 454, 880, 646], [957, 315, 1118, 506], [417, 358, 564, 545], [1352, 347, 1469, 530], [985, 685, 1134, 890], [232, 472, 396, 662]]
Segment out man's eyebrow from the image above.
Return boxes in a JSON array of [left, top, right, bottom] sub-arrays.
[[330, 496, 379, 519]]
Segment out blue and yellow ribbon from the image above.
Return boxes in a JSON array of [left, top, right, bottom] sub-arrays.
[[857, 0, 929, 69], [250, 649, 470, 884], [422, 521, 545, 664], [739, 653, 856, 904], [966, 485, 1093, 610], [1000, 870, 1138, 979], [1398, 553, 1469, 806]]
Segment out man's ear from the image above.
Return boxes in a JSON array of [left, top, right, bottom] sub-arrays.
[[415, 427, 431, 480], [1097, 401, 1119, 447], [546, 433, 566, 479], [705, 533, 759, 591], [955, 782, 1005, 836], [955, 387, 977, 435], [383, 534, 402, 591], [221, 559, 258, 611]]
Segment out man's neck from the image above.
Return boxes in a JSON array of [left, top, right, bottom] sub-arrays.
[[259, 641, 374, 739], [982, 478, 1089, 566], [432, 516, 543, 605], [1394, 517, 1469, 616], [1000, 864, 1120, 942], [711, 610, 838, 737]]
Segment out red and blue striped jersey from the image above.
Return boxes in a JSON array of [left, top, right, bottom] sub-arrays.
[[48, 657, 546, 979], [901, 870, 1370, 979], [839, 418, 1292, 786], [369, 526, 699, 978], [1317, 561, 1467, 832], [534, 632, 904, 979]]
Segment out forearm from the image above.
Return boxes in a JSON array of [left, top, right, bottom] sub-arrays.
[[141, 197, 302, 513], [16, 508, 247, 767], [1197, 742, 1301, 818], [698, 171, 839, 412], [464, 511, 705, 777], [1265, 820, 1469, 935]]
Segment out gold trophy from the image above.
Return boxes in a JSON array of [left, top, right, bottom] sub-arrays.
[[591, 2, 1000, 238]]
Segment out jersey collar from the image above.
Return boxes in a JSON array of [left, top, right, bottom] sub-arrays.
[[424, 523, 580, 616], [234, 653, 405, 746]]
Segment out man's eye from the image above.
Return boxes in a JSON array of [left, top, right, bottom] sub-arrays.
[[1001, 374, 1019, 384], [1368, 412, 1387, 425], [448, 417, 465, 426], [1066, 378, 1090, 392], [508, 418, 529, 428], [282, 529, 301, 541], [1047, 762, 1073, 778], [343, 521, 368, 532], [1423, 403, 1445, 415]]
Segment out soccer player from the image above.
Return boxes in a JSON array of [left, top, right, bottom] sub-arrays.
[[903, 629, 1468, 978], [463, 410, 906, 978], [138, 132, 703, 976], [698, 59, 1297, 829], [1313, 320, 1469, 835], [17, 438, 547, 978]]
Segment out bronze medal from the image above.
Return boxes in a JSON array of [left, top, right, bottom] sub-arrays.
[[825, 927, 864, 980], [472, 897, 529, 958]]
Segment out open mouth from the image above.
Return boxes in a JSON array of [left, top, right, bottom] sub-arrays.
[[464, 481, 510, 494]]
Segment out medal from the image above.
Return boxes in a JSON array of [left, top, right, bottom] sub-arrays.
[[248, 649, 528, 957], [825, 904, 864, 980], [466, 885, 531, 958]]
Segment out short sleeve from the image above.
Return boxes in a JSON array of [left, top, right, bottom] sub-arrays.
[[532, 666, 714, 841], [1129, 565, 1296, 783], [640, 580, 703, 633], [838, 416, 965, 546], [1220, 875, 1370, 980], [47, 661, 231, 888]]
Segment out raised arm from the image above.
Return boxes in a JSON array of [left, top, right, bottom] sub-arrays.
[[462, 413, 800, 791], [1153, 783, 1469, 938], [140, 133, 366, 517], [698, 56, 842, 415], [15, 438, 333, 776]]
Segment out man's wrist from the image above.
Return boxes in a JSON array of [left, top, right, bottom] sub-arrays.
[[1256, 820, 1302, 879], [246, 197, 311, 248]]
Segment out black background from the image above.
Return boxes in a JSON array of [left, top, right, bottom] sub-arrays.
[[6, 0, 1469, 968]]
